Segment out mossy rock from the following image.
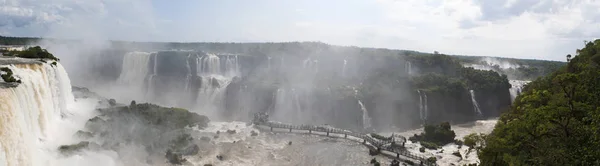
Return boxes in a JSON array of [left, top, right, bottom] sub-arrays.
[[165, 149, 187, 165], [420, 141, 439, 150], [74, 130, 94, 139], [200, 136, 211, 142], [452, 151, 462, 159], [250, 130, 258, 137], [419, 147, 426, 153], [427, 157, 437, 163], [226, 129, 236, 134], [370, 133, 391, 141], [58, 141, 97, 155]]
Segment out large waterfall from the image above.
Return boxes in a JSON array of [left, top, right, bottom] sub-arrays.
[[194, 54, 238, 116], [469, 90, 483, 116], [358, 100, 371, 130], [116, 52, 151, 86], [0, 62, 74, 166], [417, 90, 428, 121], [116, 52, 152, 96]]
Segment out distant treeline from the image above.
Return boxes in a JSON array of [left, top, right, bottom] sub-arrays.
[[0, 36, 42, 45]]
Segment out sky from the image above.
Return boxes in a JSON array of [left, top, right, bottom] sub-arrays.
[[1, 0, 600, 61]]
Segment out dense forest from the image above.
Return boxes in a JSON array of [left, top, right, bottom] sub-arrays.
[[478, 40, 600, 165]]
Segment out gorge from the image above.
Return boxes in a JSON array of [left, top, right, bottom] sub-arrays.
[[0, 40, 563, 166]]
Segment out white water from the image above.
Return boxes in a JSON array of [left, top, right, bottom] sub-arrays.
[[0, 62, 74, 166], [469, 90, 483, 116], [201, 53, 221, 75], [194, 54, 239, 118], [417, 90, 428, 121], [358, 100, 371, 130], [509, 80, 530, 102], [342, 59, 347, 77], [387, 119, 499, 166], [406, 61, 412, 75], [189, 121, 391, 166], [116, 52, 152, 96]]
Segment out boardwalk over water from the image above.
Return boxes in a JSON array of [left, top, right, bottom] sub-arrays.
[[252, 114, 437, 166]]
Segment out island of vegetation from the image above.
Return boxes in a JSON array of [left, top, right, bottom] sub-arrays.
[[1, 46, 60, 61], [0, 67, 21, 84], [478, 40, 600, 165]]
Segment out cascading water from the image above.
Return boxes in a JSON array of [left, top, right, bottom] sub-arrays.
[[417, 90, 428, 121], [267, 56, 272, 70], [406, 61, 412, 75], [184, 54, 192, 92], [342, 59, 347, 77], [358, 100, 371, 130], [146, 53, 158, 97], [469, 90, 483, 116], [224, 55, 239, 77], [116, 52, 151, 94], [509, 80, 529, 102], [201, 53, 221, 75], [0, 62, 74, 166], [194, 54, 239, 116]]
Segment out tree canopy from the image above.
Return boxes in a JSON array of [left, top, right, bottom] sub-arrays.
[[478, 40, 600, 166]]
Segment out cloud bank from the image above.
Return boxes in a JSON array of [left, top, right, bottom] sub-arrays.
[[1, 0, 599, 61]]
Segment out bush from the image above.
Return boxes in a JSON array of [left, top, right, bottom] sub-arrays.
[[427, 157, 437, 163], [420, 141, 439, 150], [0, 67, 21, 83], [410, 122, 456, 147], [370, 133, 391, 141], [7, 46, 60, 61]]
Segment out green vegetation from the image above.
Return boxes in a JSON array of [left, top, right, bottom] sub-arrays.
[[370, 133, 391, 141], [0, 36, 41, 45], [463, 133, 486, 155], [0, 67, 21, 83], [427, 157, 437, 163], [408, 54, 512, 121], [90, 102, 210, 130], [478, 40, 600, 165], [2, 46, 59, 61], [409, 122, 457, 147]]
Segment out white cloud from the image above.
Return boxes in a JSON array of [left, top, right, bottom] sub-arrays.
[[1, 0, 599, 61]]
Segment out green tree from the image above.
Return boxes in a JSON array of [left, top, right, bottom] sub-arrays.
[[478, 40, 600, 166]]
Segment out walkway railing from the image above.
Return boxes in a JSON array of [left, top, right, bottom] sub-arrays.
[[254, 120, 437, 166]]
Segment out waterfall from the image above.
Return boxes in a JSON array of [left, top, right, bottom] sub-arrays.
[[267, 56, 272, 70], [116, 52, 151, 94], [509, 80, 529, 102], [184, 54, 192, 92], [224, 55, 239, 77], [469, 90, 483, 116], [342, 59, 347, 77], [0, 62, 74, 166], [417, 90, 428, 121], [406, 61, 412, 75], [194, 54, 237, 116], [146, 53, 158, 97], [201, 53, 220, 75], [358, 100, 371, 130]]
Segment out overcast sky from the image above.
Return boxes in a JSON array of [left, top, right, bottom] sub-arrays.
[[2, 0, 599, 61]]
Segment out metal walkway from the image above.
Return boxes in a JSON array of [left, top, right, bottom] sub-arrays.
[[253, 116, 437, 166]]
